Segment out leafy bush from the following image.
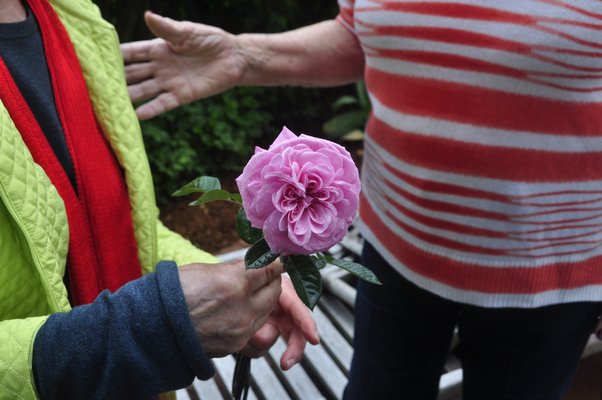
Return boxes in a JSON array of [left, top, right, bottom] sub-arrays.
[[143, 83, 352, 204], [323, 80, 370, 141], [140, 87, 275, 204], [97, 0, 339, 41]]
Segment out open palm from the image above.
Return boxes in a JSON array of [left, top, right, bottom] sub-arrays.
[[121, 11, 245, 120]]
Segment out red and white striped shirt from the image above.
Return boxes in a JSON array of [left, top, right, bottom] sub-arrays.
[[337, 0, 602, 307]]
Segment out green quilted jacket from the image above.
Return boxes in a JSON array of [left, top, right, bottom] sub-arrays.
[[0, 0, 219, 398]]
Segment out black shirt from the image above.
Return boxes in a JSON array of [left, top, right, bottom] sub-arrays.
[[0, 9, 76, 188]]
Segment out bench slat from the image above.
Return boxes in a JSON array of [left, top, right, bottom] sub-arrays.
[[175, 388, 191, 400], [268, 338, 325, 400], [318, 293, 355, 342], [249, 356, 290, 399], [211, 356, 258, 400], [302, 338, 348, 399], [312, 306, 353, 374], [191, 375, 223, 400]]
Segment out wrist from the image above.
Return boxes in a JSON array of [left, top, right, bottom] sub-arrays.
[[235, 33, 272, 86]]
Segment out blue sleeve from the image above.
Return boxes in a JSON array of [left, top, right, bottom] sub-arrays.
[[32, 261, 215, 399]]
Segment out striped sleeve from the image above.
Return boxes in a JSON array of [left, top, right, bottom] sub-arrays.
[[337, 0, 355, 31]]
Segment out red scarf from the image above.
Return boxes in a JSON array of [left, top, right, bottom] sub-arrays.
[[0, 0, 142, 305]]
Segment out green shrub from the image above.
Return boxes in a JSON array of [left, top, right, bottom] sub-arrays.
[[142, 83, 351, 204], [97, 1, 339, 41], [140, 87, 276, 204]]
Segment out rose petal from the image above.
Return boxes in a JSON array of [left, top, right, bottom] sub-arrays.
[[238, 128, 361, 255]]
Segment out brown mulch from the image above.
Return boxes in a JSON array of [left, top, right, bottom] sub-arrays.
[[160, 195, 246, 255], [159, 171, 246, 255]]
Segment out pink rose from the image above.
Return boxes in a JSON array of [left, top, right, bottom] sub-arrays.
[[236, 127, 361, 255]]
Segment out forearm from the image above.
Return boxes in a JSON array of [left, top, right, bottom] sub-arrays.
[[236, 19, 365, 88], [33, 261, 214, 399]]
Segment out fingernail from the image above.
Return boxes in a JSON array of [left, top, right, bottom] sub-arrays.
[[284, 358, 296, 369]]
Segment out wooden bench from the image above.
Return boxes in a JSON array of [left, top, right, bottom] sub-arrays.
[[176, 227, 602, 400]]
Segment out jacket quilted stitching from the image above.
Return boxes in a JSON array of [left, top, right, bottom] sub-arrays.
[[0, 1, 219, 398]]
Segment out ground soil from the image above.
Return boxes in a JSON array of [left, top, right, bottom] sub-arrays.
[[159, 175, 246, 255]]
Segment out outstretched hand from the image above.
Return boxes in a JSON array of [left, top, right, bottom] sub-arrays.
[[121, 11, 245, 120], [242, 276, 320, 370]]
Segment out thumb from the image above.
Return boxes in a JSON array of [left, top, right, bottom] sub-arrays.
[[144, 11, 189, 45]]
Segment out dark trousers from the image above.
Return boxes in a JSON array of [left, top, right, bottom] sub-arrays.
[[343, 242, 602, 400]]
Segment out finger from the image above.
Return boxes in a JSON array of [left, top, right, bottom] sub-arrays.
[[248, 277, 282, 332], [280, 277, 320, 344], [135, 92, 182, 120], [239, 342, 265, 359], [240, 340, 270, 359], [144, 10, 191, 45], [280, 329, 307, 370], [246, 261, 284, 293], [124, 62, 154, 85], [248, 323, 279, 351], [127, 78, 163, 103], [120, 39, 160, 64], [242, 324, 279, 358]]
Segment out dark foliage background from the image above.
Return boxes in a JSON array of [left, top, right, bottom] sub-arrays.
[[96, 1, 353, 204]]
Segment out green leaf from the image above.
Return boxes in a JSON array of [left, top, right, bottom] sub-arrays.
[[340, 129, 364, 142], [310, 254, 328, 270], [329, 258, 382, 285], [244, 239, 279, 269], [236, 208, 263, 244], [188, 189, 241, 206], [172, 176, 221, 197], [332, 95, 359, 110], [283, 255, 323, 309], [356, 80, 370, 108], [323, 109, 370, 140]]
